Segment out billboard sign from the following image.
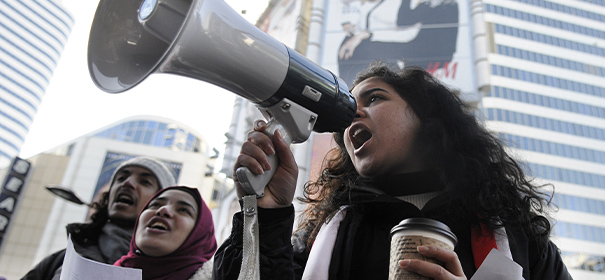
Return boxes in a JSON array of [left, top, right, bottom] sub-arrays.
[[322, 0, 473, 93]]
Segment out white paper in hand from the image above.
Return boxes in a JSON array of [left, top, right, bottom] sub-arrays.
[[470, 248, 524, 280], [60, 235, 142, 280]]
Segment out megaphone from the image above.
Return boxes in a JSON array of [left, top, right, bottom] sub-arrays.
[[88, 0, 356, 197]]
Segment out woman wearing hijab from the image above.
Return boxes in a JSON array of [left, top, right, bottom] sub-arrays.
[[114, 186, 217, 280]]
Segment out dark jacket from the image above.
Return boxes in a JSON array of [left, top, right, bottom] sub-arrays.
[[20, 249, 66, 280], [213, 178, 571, 279], [21, 221, 131, 280]]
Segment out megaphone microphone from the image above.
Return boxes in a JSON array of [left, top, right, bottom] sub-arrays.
[[88, 0, 356, 198]]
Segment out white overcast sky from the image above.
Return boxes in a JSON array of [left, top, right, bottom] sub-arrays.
[[19, 0, 270, 158]]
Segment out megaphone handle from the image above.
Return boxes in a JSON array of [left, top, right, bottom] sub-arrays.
[[236, 120, 290, 198]]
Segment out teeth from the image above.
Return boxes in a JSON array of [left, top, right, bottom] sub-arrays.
[[352, 128, 363, 138], [116, 194, 134, 205], [150, 221, 167, 230]]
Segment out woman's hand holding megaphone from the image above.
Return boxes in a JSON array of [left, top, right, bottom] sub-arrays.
[[233, 120, 298, 208]]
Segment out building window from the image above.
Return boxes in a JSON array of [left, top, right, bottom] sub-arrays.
[[492, 66, 605, 98], [211, 189, 220, 201], [486, 4, 605, 39], [494, 24, 605, 57]]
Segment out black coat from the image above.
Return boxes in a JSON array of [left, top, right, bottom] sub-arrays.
[[20, 249, 66, 280], [214, 176, 571, 280]]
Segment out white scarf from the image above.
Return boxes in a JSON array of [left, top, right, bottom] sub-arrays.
[[301, 208, 517, 280], [301, 207, 349, 280]]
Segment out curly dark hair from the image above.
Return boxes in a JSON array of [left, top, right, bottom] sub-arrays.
[[63, 192, 112, 243], [89, 192, 110, 227], [296, 61, 553, 252]]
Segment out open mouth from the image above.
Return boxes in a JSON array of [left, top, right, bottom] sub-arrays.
[[115, 193, 134, 206], [350, 127, 372, 150], [148, 221, 168, 231]]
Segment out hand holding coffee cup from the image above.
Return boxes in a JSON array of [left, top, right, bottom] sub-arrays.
[[389, 218, 458, 280]]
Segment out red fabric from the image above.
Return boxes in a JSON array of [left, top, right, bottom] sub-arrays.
[[471, 223, 497, 269], [114, 186, 217, 280]]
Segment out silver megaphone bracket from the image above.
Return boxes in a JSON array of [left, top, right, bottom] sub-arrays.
[[236, 98, 316, 197]]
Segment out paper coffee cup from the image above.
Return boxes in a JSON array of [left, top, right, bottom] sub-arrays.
[[389, 218, 458, 280]]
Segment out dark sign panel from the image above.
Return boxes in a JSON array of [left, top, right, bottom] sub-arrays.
[[0, 157, 31, 248]]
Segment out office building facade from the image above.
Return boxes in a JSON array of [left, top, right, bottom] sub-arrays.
[[0, 1, 73, 168], [481, 1, 605, 278]]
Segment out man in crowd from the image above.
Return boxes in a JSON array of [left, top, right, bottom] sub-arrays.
[[22, 156, 176, 280]]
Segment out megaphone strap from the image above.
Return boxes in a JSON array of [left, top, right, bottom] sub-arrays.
[[239, 195, 261, 280]]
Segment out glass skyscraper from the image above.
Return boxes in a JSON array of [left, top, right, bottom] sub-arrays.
[[0, 1, 73, 168], [481, 0, 605, 277]]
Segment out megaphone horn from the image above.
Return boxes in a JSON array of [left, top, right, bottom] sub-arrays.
[[88, 0, 356, 197]]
